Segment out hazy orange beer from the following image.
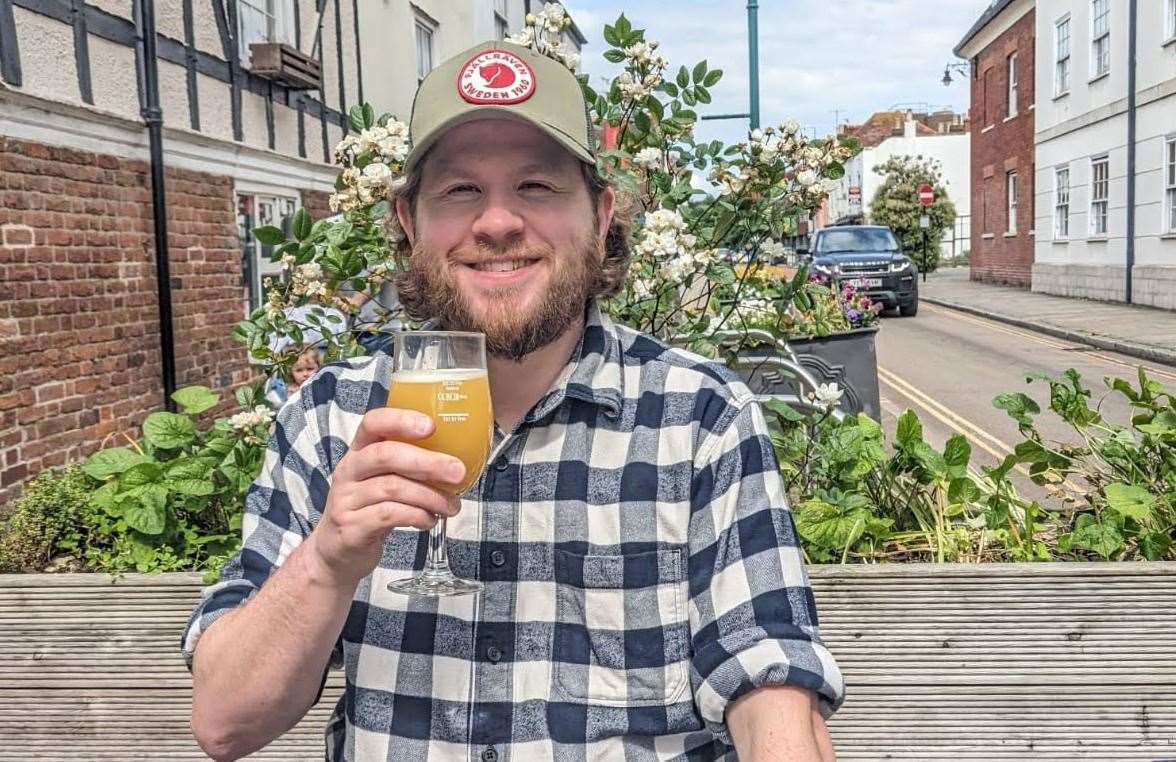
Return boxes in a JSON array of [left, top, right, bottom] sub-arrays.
[[388, 369, 492, 495]]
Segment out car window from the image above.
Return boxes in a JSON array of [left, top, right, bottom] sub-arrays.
[[814, 229, 898, 252]]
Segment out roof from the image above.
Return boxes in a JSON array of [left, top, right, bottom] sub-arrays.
[[954, 0, 1018, 57]]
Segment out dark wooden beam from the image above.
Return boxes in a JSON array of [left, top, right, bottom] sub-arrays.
[[265, 80, 275, 149], [294, 0, 305, 155], [351, 0, 362, 107], [316, 0, 328, 162], [0, 0, 20, 86], [224, 0, 242, 141], [69, 0, 92, 103], [181, 0, 199, 129], [333, 0, 345, 134]]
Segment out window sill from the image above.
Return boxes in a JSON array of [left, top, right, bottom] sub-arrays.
[[1089, 72, 1110, 85], [1029, 229, 1036, 237], [1088, 236, 1109, 242], [1160, 233, 1176, 240], [982, 233, 996, 240], [1163, 37, 1176, 49], [1004, 114, 1018, 122], [1053, 91, 1070, 101], [1028, 103, 1036, 111], [981, 124, 995, 134], [1004, 232, 1018, 238], [1052, 238, 1070, 244]]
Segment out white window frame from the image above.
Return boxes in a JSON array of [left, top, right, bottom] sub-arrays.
[[1007, 52, 1018, 118], [414, 16, 436, 85], [494, 0, 510, 39], [236, 188, 301, 317], [238, 0, 297, 64], [1054, 165, 1071, 239], [1055, 16, 1072, 96], [1006, 171, 1018, 235], [1090, 0, 1110, 79], [1167, 0, 1176, 44], [1090, 155, 1109, 237], [1165, 136, 1176, 234]]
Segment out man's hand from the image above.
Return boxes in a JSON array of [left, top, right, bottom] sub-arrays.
[[726, 685, 835, 762], [306, 408, 466, 589]]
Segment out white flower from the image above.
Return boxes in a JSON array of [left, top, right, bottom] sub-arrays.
[[632, 279, 654, 299], [796, 169, 819, 187], [806, 383, 845, 410], [279, 253, 296, 270], [632, 147, 663, 169], [783, 119, 801, 134], [625, 41, 653, 65], [749, 128, 764, 142]]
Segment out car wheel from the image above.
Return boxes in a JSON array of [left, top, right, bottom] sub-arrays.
[[899, 297, 919, 317]]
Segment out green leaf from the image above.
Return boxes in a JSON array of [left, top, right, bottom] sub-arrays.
[[694, 87, 712, 105], [123, 484, 168, 535], [603, 49, 626, 63], [943, 435, 971, 478], [167, 478, 215, 497], [824, 162, 845, 180], [1070, 513, 1124, 559], [171, 386, 219, 416], [615, 13, 632, 36], [703, 69, 723, 87], [1103, 483, 1156, 522], [602, 24, 620, 47], [692, 60, 707, 83], [662, 82, 680, 97], [362, 103, 375, 129], [676, 65, 690, 89], [143, 412, 196, 450], [293, 208, 313, 241], [83, 447, 152, 480], [910, 441, 947, 477], [994, 392, 1040, 427], [763, 399, 807, 423], [252, 225, 285, 246], [348, 104, 365, 132], [166, 457, 216, 481], [90, 480, 119, 511], [235, 386, 254, 409], [1140, 531, 1173, 561], [895, 410, 923, 448], [948, 476, 978, 504]]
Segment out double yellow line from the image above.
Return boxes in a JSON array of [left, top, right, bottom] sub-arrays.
[[924, 304, 1176, 383]]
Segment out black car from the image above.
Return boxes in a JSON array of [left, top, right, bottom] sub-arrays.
[[805, 225, 919, 316]]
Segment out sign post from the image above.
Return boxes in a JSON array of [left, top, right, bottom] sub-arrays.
[[918, 185, 934, 282]]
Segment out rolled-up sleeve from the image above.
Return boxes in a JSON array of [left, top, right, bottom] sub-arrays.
[[180, 391, 331, 669], [687, 398, 844, 742]]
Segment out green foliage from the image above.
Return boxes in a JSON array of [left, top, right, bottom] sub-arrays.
[[868, 155, 957, 273], [0, 466, 100, 572]]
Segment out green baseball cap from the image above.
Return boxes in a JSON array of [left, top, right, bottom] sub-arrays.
[[403, 40, 596, 175]]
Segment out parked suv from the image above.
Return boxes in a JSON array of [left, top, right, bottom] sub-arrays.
[[806, 225, 919, 316]]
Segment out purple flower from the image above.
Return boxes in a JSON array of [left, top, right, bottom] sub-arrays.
[[847, 308, 862, 322]]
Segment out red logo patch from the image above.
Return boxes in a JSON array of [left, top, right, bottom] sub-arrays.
[[457, 50, 536, 105]]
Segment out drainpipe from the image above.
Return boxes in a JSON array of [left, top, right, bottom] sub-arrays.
[[135, 0, 178, 410], [747, 0, 760, 129], [1125, 0, 1137, 303]]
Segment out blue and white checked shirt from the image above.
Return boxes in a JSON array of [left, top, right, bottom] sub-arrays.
[[182, 301, 844, 761]]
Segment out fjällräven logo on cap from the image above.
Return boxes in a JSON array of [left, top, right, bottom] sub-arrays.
[[457, 50, 536, 105]]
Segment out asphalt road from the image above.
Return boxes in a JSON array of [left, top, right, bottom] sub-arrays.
[[874, 303, 1176, 504]]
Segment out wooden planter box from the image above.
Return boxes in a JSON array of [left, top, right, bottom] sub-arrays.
[[2, 563, 1174, 759], [737, 326, 881, 420]]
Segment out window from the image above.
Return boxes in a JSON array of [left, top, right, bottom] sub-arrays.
[[1168, 0, 1176, 42], [1054, 166, 1071, 238], [1091, 0, 1110, 78], [1165, 137, 1176, 233], [238, 0, 296, 63], [1006, 171, 1018, 235], [982, 179, 990, 233], [1007, 53, 1018, 118], [415, 19, 435, 84], [1090, 156, 1109, 236], [237, 192, 299, 314], [494, 0, 510, 39], [1055, 16, 1071, 96]]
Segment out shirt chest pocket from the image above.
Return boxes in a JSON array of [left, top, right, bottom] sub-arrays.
[[552, 548, 691, 706]]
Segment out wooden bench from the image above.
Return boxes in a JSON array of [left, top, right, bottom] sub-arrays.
[[2, 563, 1174, 760]]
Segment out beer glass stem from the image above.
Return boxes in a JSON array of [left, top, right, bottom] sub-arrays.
[[424, 519, 451, 576]]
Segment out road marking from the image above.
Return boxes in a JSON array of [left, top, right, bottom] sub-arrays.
[[923, 304, 1176, 382]]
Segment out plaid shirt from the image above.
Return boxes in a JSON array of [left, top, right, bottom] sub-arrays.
[[182, 301, 844, 761]]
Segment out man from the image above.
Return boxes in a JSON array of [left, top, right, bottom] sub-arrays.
[[183, 40, 844, 761]]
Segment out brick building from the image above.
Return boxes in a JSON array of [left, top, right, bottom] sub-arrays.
[[0, 1, 534, 507], [955, 0, 1037, 286]]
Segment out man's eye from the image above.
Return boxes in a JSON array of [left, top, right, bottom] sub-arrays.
[[445, 184, 479, 196], [520, 181, 555, 192]]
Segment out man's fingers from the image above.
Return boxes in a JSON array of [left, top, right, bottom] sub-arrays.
[[347, 475, 459, 518], [350, 408, 434, 452], [345, 440, 466, 486]]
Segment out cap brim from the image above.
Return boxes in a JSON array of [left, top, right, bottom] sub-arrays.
[[402, 107, 596, 177]]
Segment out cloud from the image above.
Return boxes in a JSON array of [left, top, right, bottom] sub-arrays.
[[565, 0, 981, 148]]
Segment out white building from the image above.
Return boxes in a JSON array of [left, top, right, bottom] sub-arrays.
[[828, 113, 972, 257], [1033, 0, 1176, 307]]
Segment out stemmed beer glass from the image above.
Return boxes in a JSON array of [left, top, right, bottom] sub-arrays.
[[386, 331, 492, 597]]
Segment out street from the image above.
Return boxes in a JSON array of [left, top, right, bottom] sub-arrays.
[[874, 303, 1176, 504]]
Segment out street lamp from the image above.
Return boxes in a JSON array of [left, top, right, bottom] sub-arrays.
[[699, 0, 760, 127], [941, 61, 969, 87]]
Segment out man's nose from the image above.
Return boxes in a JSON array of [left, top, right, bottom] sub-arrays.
[[470, 196, 525, 247]]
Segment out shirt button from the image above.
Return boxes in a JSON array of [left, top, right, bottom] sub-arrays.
[[486, 645, 503, 663], [481, 748, 498, 762], [490, 550, 507, 567], [494, 457, 509, 472]]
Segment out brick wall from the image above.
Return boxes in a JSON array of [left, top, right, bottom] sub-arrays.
[[301, 190, 333, 223], [968, 9, 1036, 288], [0, 136, 254, 509]]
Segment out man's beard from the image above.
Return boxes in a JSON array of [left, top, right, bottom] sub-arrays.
[[397, 235, 603, 361]]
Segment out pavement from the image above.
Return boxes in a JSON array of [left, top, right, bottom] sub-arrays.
[[920, 268, 1176, 367]]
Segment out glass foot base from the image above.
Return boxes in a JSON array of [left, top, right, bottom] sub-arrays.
[[387, 571, 482, 597]]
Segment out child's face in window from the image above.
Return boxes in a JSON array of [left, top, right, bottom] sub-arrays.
[[291, 352, 320, 387]]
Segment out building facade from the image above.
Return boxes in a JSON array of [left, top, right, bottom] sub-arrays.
[[0, 0, 534, 506], [956, 0, 1037, 286], [827, 110, 971, 258], [1033, 0, 1176, 306]]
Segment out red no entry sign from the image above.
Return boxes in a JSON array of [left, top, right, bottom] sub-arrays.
[[919, 184, 934, 206]]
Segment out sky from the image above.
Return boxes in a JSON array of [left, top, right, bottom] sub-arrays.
[[564, 0, 986, 149]]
